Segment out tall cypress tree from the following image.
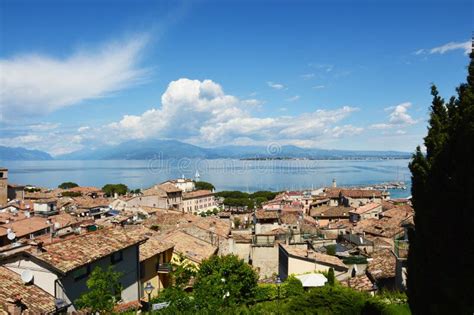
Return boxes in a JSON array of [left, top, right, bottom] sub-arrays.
[[408, 41, 474, 314]]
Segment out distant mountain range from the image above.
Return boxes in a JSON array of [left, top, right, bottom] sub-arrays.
[[56, 139, 411, 160], [0, 145, 53, 160], [0, 140, 412, 161]]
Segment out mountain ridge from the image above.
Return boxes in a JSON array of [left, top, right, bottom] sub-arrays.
[[55, 139, 411, 160]]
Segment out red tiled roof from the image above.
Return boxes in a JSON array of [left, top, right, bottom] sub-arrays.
[[31, 228, 146, 273], [367, 249, 396, 280], [350, 202, 381, 215], [183, 190, 214, 199], [280, 244, 348, 271], [341, 189, 382, 198], [0, 266, 56, 314]]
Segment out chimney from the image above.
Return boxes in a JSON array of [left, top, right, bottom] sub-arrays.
[[31, 241, 44, 253], [6, 297, 22, 315], [332, 178, 337, 188]]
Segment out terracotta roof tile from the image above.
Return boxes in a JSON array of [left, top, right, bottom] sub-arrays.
[[341, 189, 382, 198], [182, 190, 214, 199], [31, 228, 146, 273], [350, 202, 381, 215], [0, 266, 56, 314], [367, 249, 396, 280], [280, 244, 348, 271], [342, 274, 375, 292], [161, 230, 217, 263], [139, 237, 174, 262], [310, 206, 352, 218], [255, 210, 279, 220]]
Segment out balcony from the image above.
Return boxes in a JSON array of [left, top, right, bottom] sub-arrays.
[[156, 263, 172, 273]]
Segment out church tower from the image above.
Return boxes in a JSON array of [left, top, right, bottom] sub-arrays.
[[0, 168, 8, 206]]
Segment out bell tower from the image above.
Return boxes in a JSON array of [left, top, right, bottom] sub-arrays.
[[0, 168, 8, 206]]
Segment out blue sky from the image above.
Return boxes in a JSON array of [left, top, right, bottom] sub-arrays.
[[0, 0, 472, 155]]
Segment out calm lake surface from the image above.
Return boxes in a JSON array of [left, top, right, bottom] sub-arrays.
[[0, 159, 412, 198]]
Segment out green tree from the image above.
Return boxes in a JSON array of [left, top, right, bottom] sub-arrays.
[[327, 268, 335, 286], [171, 254, 197, 289], [407, 47, 474, 314], [75, 266, 123, 313], [193, 254, 259, 310], [102, 183, 128, 197], [61, 191, 82, 197], [195, 181, 215, 191], [282, 275, 304, 297], [326, 244, 336, 256], [58, 181, 79, 189]]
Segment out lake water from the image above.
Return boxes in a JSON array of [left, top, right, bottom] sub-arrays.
[[0, 159, 412, 198]]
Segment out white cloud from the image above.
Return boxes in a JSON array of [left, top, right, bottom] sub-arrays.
[[430, 41, 470, 55], [331, 125, 364, 138], [0, 34, 149, 119], [267, 81, 285, 90], [415, 40, 471, 56], [312, 85, 325, 90], [2, 78, 362, 154], [106, 78, 359, 146], [387, 102, 416, 125], [370, 102, 417, 131], [286, 95, 300, 102], [309, 63, 333, 72], [77, 126, 90, 132], [300, 73, 315, 80], [414, 49, 425, 55]]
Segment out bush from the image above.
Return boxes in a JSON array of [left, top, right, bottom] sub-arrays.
[[326, 244, 336, 256], [283, 285, 370, 314], [58, 182, 79, 189], [193, 255, 259, 310], [102, 183, 128, 197], [254, 284, 279, 302], [327, 268, 335, 286], [343, 256, 368, 265], [281, 275, 304, 297], [151, 287, 195, 313], [195, 181, 215, 191], [61, 191, 82, 197]]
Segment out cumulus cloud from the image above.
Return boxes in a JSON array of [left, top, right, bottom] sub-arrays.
[[1, 78, 362, 154], [0, 35, 149, 119], [300, 73, 315, 80], [267, 81, 285, 90], [286, 95, 300, 102], [369, 102, 417, 132], [106, 78, 360, 146], [415, 40, 471, 56]]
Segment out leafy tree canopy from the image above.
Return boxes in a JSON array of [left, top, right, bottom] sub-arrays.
[[58, 181, 79, 189], [193, 254, 259, 310], [195, 181, 215, 191], [102, 183, 128, 197], [408, 46, 474, 314], [75, 266, 123, 313]]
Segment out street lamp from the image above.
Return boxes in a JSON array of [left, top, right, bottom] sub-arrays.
[[276, 276, 282, 314], [144, 282, 155, 303]]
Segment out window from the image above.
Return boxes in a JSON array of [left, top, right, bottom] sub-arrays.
[[111, 251, 123, 264], [73, 265, 91, 281]]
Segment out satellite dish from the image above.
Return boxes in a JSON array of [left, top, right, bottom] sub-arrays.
[[6, 228, 12, 234], [21, 270, 34, 284], [7, 232, 16, 241], [54, 222, 61, 229]]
